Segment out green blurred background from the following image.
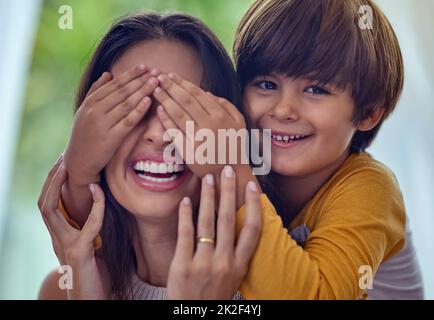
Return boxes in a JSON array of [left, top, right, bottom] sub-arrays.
[[0, 0, 254, 299]]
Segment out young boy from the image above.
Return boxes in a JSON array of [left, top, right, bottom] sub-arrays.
[[232, 0, 423, 299]]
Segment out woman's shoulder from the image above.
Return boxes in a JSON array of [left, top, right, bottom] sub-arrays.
[[38, 268, 69, 300], [38, 256, 110, 300]]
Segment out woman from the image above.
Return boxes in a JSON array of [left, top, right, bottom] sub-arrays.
[[37, 11, 261, 300]]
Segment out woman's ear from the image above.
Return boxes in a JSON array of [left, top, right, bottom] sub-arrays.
[[357, 107, 386, 132]]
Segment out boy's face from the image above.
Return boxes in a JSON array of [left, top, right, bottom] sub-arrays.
[[244, 73, 357, 177]]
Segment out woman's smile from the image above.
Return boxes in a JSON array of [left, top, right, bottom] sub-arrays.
[[128, 151, 192, 192]]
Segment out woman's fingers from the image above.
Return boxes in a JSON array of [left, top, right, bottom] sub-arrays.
[[234, 181, 262, 270], [38, 154, 64, 210], [174, 197, 194, 262], [80, 184, 105, 244], [214, 166, 237, 258], [40, 162, 71, 239], [194, 174, 217, 260]]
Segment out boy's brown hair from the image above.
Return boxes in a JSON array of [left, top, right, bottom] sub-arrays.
[[234, 0, 404, 151]]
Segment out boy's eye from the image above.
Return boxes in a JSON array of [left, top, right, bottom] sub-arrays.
[[305, 86, 331, 95], [255, 80, 277, 91]]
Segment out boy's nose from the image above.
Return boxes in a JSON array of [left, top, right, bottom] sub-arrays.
[[270, 96, 300, 122]]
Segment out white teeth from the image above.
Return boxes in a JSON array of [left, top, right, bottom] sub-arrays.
[[133, 161, 185, 174], [167, 163, 174, 173], [271, 133, 307, 143], [137, 173, 178, 183], [150, 162, 159, 173], [158, 163, 167, 174]]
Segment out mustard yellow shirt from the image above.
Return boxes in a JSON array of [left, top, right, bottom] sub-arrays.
[[236, 152, 406, 299]]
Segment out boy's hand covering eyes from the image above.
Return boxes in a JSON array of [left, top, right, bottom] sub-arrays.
[[153, 72, 260, 209], [166, 166, 262, 299], [64, 64, 159, 186], [153, 72, 247, 179]]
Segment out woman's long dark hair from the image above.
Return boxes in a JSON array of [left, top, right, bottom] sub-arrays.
[[74, 11, 241, 299]]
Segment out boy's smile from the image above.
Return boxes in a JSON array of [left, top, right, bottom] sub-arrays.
[[269, 130, 314, 149]]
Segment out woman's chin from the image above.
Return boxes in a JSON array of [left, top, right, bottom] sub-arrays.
[[128, 201, 182, 220]]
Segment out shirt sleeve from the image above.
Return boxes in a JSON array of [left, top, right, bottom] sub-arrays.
[[235, 169, 406, 299], [58, 197, 103, 250]]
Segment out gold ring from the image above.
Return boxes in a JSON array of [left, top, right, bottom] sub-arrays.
[[197, 236, 215, 245]]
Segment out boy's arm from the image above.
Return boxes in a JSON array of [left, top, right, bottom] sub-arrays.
[[236, 169, 406, 299], [61, 173, 100, 228]]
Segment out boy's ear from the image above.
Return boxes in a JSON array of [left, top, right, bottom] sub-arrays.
[[357, 107, 386, 132]]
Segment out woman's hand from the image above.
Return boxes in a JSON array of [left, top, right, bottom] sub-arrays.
[[166, 165, 262, 300], [38, 155, 108, 299]]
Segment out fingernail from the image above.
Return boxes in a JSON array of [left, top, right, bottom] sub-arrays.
[[168, 73, 175, 79], [147, 77, 157, 86], [224, 165, 233, 178], [142, 96, 151, 104], [157, 75, 167, 84], [138, 64, 146, 72], [247, 181, 257, 192], [205, 174, 214, 186], [157, 105, 164, 113], [89, 184, 96, 194], [182, 197, 191, 205], [150, 68, 159, 76], [154, 87, 161, 94]]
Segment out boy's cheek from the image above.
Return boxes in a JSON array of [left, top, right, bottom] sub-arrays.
[[243, 100, 270, 125]]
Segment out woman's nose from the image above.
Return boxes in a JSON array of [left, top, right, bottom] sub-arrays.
[[141, 111, 170, 148]]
